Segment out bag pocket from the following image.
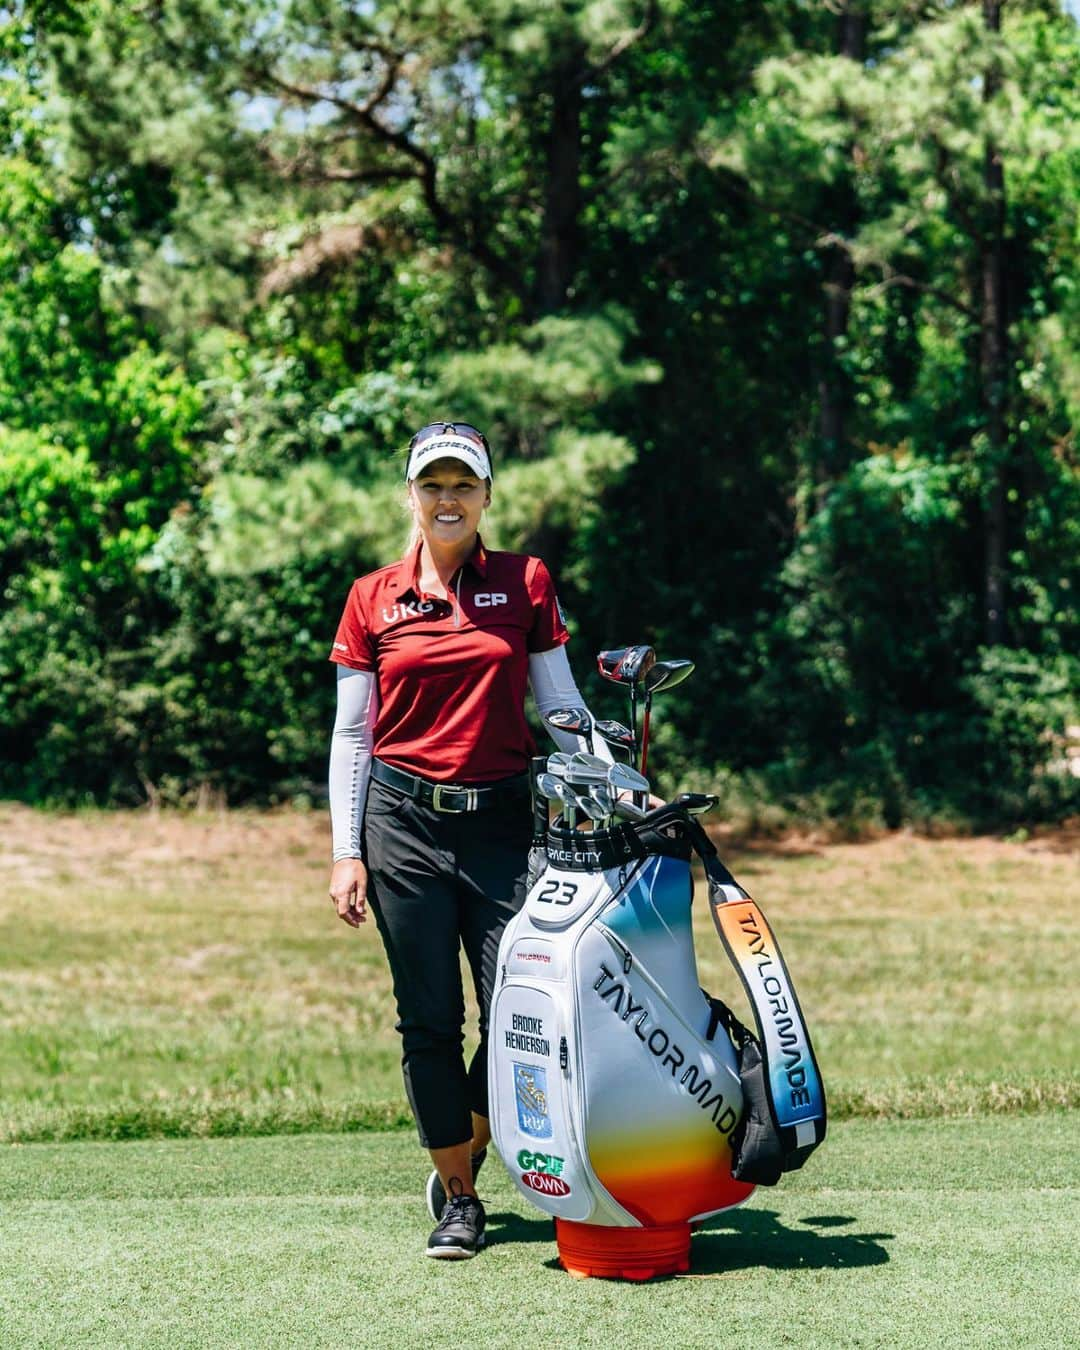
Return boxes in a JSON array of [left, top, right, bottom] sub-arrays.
[[704, 996, 784, 1186], [489, 978, 599, 1221]]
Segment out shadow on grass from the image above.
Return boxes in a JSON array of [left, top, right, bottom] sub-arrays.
[[690, 1208, 893, 1273], [485, 1210, 556, 1247], [487, 1206, 892, 1274]]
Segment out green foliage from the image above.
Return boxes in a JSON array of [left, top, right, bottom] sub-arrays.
[[0, 0, 1076, 820], [0, 87, 205, 801], [961, 647, 1080, 818]]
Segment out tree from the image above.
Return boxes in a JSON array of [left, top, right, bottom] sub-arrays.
[[44, 1, 676, 325], [0, 23, 203, 800], [700, 1, 1079, 817], [1, 0, 1073, 820]]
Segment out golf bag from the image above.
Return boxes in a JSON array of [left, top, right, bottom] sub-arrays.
[[489, 797, 826, 1279]]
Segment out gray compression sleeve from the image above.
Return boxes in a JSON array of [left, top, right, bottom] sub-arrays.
[[528, 646, 613, 763], [328, 667, 378, 861]]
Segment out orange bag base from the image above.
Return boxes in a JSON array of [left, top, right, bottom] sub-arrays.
[[554, 1219, 691, 1281]]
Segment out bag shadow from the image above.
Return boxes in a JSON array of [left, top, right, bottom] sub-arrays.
[[485, 1210, 557, 1247], [484, 1207, 892, 1272], [690, 1207, 893, 1273]]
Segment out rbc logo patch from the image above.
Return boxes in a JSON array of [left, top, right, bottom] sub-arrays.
[[513, 1063, 553, 1139]]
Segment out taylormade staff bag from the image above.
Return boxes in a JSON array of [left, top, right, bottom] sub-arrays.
[[489, 792, 826, 1280]]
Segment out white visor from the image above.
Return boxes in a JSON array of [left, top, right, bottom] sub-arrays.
[[406, 435, 492, 483]]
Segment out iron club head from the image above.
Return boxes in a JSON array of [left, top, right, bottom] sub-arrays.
[[574, 790, 610, 824], [607, 760, 651, 812], [606, 761, 650, 796], [562, 752, 612, 787], [537, 772, 566, 800]]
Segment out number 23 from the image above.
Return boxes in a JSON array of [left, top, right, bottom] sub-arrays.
[[538, 878, 578, 906]]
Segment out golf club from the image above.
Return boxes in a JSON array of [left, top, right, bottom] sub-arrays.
[[597, 646, 656, 767], [562, 751, 612, 787], [588, 783, 616, 828], [544, 751, 575, 777], [639, 658, 695, 775], [573, 789, 610, 828], [544, 707, 597, 755], [538, 771, 577, 830], [595, 719, 635, 760], [569, 766, 615, 827], [607, 760, 651, 813], [551, 779, 579, 830], [562, 782, 600, 831]]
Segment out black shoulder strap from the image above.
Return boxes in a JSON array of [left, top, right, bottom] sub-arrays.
[[676, 816, 827, 1171]]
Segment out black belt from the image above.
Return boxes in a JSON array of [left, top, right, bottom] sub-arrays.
[[371, 760, 530, 814]]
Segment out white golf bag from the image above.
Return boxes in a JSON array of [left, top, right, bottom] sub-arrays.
[[489, 793, 826, 1279]]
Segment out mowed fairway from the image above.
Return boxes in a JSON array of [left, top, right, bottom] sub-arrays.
[[0, 806, 1078, 1346], [1, 806, 1075, 1137], [0, 1119, 1077, 1348]]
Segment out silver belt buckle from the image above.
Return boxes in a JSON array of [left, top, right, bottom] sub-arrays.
[[431, 783, 478, 813]]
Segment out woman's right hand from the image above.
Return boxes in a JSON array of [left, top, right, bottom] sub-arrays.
[[328, 858, 368, 927]]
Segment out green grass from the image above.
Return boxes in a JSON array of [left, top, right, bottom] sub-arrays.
[[0, 807, 1077, 1140], [1, 1117, 1077, 1348], [1, 808, 1077, 1343]]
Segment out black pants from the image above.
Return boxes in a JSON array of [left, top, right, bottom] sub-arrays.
[[362, 777, 531, 1150]]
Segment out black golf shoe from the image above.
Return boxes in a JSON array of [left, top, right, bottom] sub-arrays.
[[425, 1194, 487, 1260], [425, 1148, 487, 1222]]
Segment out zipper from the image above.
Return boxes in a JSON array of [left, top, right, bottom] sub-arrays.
[[454, 569, 463, 628]]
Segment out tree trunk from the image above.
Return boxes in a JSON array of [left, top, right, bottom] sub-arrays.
[[836, 2, 867, 63], [818, 245, 856, 472], [534, 65, 582, 315], [814, 3, 866, 505], [981, 0, 1008, 646]]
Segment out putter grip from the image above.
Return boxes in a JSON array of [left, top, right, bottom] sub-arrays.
[[529, 755, 549, 845]]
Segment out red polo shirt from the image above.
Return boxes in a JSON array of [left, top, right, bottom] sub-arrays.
[[329, 537, 569, 782]]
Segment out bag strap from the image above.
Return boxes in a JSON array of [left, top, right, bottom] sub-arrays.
[[672, 814, 827, 1171], [703, 991, 747, 1049]]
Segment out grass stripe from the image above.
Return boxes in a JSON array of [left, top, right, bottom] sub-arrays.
[[3, 1073, 1077, 1144]]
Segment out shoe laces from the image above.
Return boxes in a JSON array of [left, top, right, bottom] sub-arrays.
[[442, 1193, 480, 1222]]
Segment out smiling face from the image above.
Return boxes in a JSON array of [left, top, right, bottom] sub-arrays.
[[407, 457, 490, 551]]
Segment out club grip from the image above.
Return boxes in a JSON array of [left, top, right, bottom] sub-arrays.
[[529, 755, 550, 845]]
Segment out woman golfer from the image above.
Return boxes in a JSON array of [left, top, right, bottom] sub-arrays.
[[327, 422, 607, 1259]]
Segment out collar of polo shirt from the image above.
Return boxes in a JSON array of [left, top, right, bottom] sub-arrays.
[[395, 535, 488, 601]]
